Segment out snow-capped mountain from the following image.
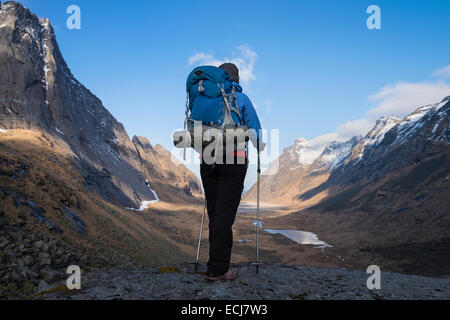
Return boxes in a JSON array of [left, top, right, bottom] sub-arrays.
[[393, 98, 449, 144], [314, 137, 360, 170], [245, 97, 449, 205], [283, 135, 361, 172], [300, 97, 449, 203], [286, 138, 329, 169], [345, 116, 401, 164], [340, 97, 449, 172], [244, 134, 360, 203]]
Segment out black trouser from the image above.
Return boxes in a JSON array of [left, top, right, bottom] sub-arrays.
[[200, 158, 248, 275]]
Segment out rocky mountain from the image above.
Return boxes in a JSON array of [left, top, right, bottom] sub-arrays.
[[243, 134, 360, 204], [245, 97, 449, 208], [302, 96, 449, 200], [132, 136, 201, 203], [0, 2, 200, 208], [0, 2, 203, 297], [313, 137, 360, 171], [343, 116, 401, 165]]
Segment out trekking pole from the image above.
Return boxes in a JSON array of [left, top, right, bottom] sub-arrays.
[[195, 198, 207, 273], [254, 148, 262, 274]]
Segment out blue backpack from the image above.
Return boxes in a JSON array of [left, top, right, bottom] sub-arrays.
[[185, 66, 241, 129]]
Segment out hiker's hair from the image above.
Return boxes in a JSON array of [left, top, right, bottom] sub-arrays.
[[219, 63, 239, 84]]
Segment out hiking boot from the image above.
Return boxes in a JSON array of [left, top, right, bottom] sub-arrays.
[[205, 270, 239, 282]]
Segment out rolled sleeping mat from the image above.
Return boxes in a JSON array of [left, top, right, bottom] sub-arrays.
[[173, 126, 251, 149]]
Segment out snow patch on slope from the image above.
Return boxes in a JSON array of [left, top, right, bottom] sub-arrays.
[[353, 116, 401, 161], [395, 100, 448, 144], [316, 138, 359, 170], [288, 138, 327, 168], [125, 180, 160, 211], [125, 200, 159, 212]]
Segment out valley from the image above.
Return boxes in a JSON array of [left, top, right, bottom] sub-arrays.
[[0, 1, 449, 300]]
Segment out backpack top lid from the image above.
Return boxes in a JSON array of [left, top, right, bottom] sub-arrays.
[[186, 66, 232, 93]]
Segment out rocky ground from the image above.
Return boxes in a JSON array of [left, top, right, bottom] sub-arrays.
[[2, 205, 450, 300], [0, 210, 113, 299], [38, 263, 450, 300]]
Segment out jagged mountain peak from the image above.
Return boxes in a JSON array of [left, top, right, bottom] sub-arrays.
[[367, 115, 401, 140], [0, 1, 51, 34], [314, 136, 360, 170], [1, 1, 31, 15], [295, 137, 308, 145], [0, 2, 201, 208], [287, 138, 327, 166]]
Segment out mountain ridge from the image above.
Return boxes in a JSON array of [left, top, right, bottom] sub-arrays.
[[0, 1, 201, 208], [244, 97, 449, 204]]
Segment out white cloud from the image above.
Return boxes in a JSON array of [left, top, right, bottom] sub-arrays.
[[307, 119, 374, 147], [367, 81, 450, 117], [188, 53, 222, 67], [433, 65, 450, 78], [231, 45, 257, 85], [188, 45, 258, 86], [336, 118, 374, 139], [307, 78, 450, 147], [307, 133, 339, 146]]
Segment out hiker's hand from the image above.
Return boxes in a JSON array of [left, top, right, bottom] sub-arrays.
[[259, 143, 266, 152]]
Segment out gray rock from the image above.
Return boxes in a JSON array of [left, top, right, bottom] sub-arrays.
[[22, 255, 34, 266], [34, 240, 44, 249], [59, 205, 87, 235], [38, 252, 51, 265], [36, 280, 51, 294], [19, 266, 38, 279], [40, 263, 450, 300], [8, 231, 22, 242], [0, 240, 9, 249], [40, 269, 65, 283]]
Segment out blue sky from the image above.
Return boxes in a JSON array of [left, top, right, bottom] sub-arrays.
[[17, 0, 450, 190]]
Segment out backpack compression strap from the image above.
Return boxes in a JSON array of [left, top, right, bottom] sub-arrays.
[[217, 84, 241, 126]]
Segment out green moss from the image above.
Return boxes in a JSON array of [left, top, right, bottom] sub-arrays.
[[35, 285, 70, 298], [199, 297, 210, 301], [289, 292, 308, 300], [158, 266, 180, 274]]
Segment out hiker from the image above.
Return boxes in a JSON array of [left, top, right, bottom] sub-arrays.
[[199, 63, 264, 281]]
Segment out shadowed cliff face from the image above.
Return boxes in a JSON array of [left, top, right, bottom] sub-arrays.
[[301, 99, 450, 202], [132, 136, 202, 203], [0, 2, 201, 208]]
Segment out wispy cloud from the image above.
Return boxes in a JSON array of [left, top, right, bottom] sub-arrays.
[[306, 72, 450, 147], [433, 65, 450, 78], [336, 118, 375, 139], [188, 45, 258, 86], [307, 118, 375, 147], [367, 81, 450, 116], [188, 53, 222, 67]]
